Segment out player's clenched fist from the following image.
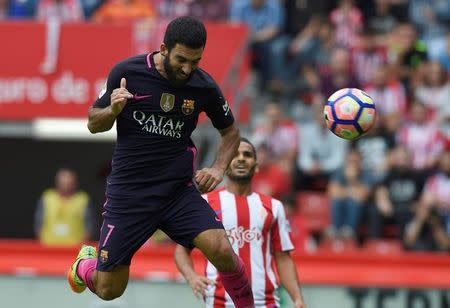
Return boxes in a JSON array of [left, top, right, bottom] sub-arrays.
[[195, 167, 224, 193], [110, 78, 133, 116]]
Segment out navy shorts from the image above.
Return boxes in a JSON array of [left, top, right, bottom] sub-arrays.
[[96, 185, 223, 271]]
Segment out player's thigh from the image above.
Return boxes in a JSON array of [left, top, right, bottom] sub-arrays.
[[160, 185, 224, 249], [97, 199, 161, 273], [193, 228, 233, 257], [194, 228, 236, 272]]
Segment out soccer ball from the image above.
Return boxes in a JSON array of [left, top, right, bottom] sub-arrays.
[[323, 88, 376, 140]]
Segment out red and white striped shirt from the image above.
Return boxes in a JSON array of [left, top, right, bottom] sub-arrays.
[[202, 189, 294, 308], [397, 123, 445, 169], [364, 81, 407, 116]]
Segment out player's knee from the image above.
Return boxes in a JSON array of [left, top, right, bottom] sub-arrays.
[[208, 238, 236, 272], [96, 284, 125, 301]]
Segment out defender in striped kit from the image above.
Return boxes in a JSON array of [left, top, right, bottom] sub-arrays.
[[175, 138, 306, 308]]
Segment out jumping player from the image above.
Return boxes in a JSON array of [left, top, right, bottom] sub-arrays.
[[175, 138, 306, 308], [67, 17, 255, 308]]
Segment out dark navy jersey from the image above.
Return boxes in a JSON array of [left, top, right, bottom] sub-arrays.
[[94, 52, 234, 201]]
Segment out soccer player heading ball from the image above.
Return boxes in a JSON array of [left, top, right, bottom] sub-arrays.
[[67, 16, 255, 308]]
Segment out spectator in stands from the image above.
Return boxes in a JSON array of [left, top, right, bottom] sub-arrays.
[[252, 143, 292, 200], [319, 47, 360, 99], [282, 0, 332, 41], [437, 34, 450, 74], [272, 14, 324, 91], [397, 101, 445, 171], [369, 145, 425, 238], [366, 0, 397, 36], [350, 27, 388, 86], [364, 65, 407, 117], [295, 102, 348, 191], [4, 0, 36, 18], [34, 168, 94, 247], [251, 102, 299, 175], [329, 0, 363, 48], [388, 23, 428, 91], [93, 0, 156, 23], [414, 61, 450, 124], [404, 150, 450, 251], [280, 20, 336, 98], [151, 0, 188, 19], [79, 0, 102, 18], [408, 0, 450, 60], [311, 20, 336, 73], [186, 0, 229, 21], [326, 149, 373, 239], [351, 116, 397, 182], [403, 205, 450, 251], [230, 0, 285, 90], [36, 0, 84, 21]]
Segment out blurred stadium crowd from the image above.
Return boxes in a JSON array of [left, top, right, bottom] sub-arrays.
[[4, 0, 450, 254]]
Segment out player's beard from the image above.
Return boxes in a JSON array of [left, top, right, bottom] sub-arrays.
[[164, 56, 190, 87], [227, 166, 256, 184]]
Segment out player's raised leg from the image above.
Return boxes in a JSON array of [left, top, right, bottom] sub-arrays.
[[67, 246, 130, 300], [163, 186, 254, 308], [193, 229, 255, 308], [67, 203, 160, 300]]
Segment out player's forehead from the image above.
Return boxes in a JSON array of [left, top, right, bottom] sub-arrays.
[[170, 43, 203, 61], [238, 142, 255, 156]]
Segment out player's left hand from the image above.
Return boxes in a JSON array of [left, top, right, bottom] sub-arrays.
[[195, 167, 224, 193]]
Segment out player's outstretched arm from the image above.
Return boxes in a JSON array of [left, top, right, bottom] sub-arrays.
[[195, 123, 240, 193], [274, 251, 306, 308], [87, 78, 133, 133], [174, 245, 215, 299]]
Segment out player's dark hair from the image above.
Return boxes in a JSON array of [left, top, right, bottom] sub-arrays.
[[164, 16, 207, 51], [240, 137, 257, 160]]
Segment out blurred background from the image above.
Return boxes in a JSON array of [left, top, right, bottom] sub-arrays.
[[1, 0, 450, 307]]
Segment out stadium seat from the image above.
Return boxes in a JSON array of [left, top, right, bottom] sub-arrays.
[[296, 192, 331, 233], [362, 239, 404, 255]]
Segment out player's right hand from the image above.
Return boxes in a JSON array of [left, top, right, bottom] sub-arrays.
[[110, 77, 133, 116], [187, 274, 215, 299]]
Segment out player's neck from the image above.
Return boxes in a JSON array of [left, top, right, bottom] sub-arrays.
[[225, 182, 252, 196], [153, 52, 169, 79]]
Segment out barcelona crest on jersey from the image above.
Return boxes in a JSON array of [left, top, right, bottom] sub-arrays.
[[100, 250, 109, 263], [182, 99, 195, 115]]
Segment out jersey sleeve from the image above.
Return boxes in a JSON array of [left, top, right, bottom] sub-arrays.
[[271, 199, 294, 253], [203, 84, 235, 130], [93, 63, 126, 108]]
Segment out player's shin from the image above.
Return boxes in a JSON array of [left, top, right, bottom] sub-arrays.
[[218, 255, 255, 308]]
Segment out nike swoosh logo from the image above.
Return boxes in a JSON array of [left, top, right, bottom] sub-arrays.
[[133, 94, 152, 100]]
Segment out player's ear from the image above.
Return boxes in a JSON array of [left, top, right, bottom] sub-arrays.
[[255, 162, 259, 173], [160, 44, 168, 57]]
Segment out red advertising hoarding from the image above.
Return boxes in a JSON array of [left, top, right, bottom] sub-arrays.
[[0, 21, 248, 120]]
